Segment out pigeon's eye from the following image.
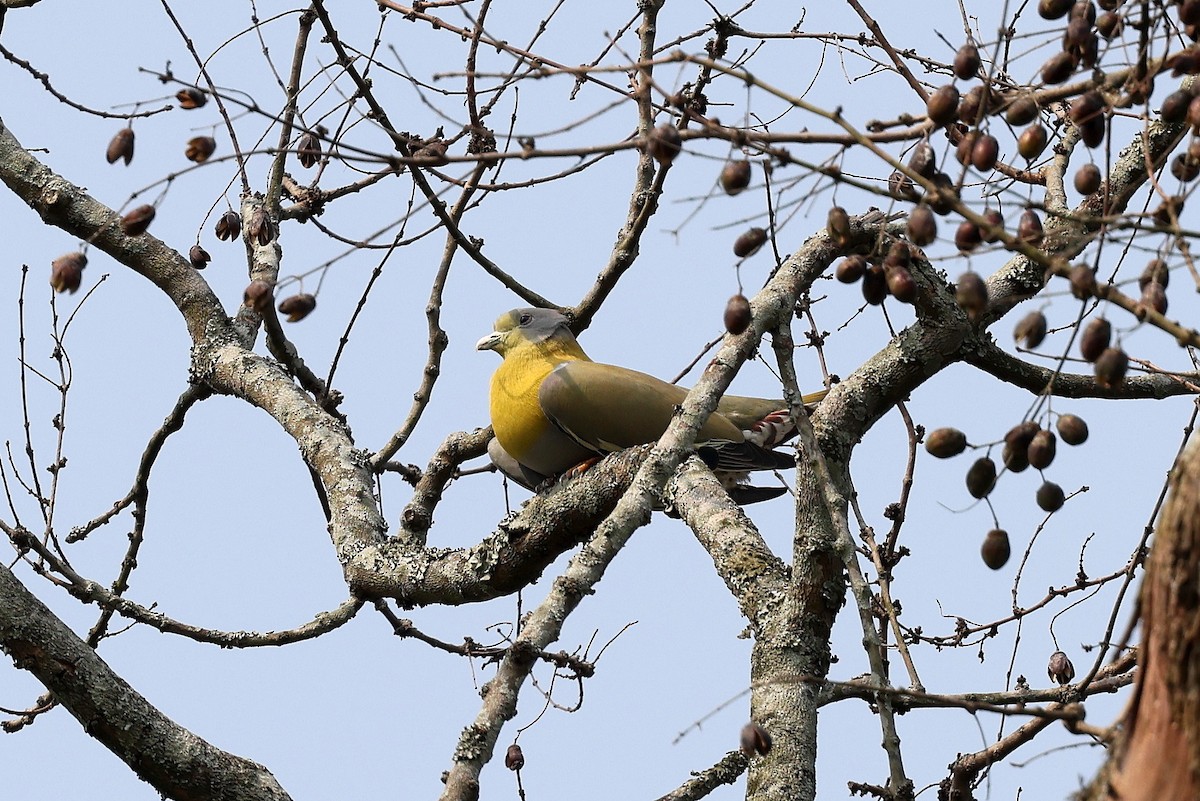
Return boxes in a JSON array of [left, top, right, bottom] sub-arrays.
[[519, 312, 533, 325]]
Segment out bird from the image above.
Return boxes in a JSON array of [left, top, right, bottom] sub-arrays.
[[476, 307, 827, 503]]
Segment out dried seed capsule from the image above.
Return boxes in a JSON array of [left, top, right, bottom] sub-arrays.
[[505, 744, 525, 771], [1039, 0, 1074, 19], [1017, 124, 1048, 160], [644, 123, 682, 165], [1078, 114, 1106, 148], [1140, 281, 1168, 315], [958, 85, 990, 123], [862, 263, 888, 305], [1027, 429, 1057, 469], [926, 172, 958, 216], [926, 427, 968, 458], [188, 244, 211, 270], [1003, 441, 1030, 473], [888, 170, 918, 200], [1037, 480, 1066, 512], [1063, 16, 1093, 53], [1006, 421, 1040, 452], [835, 254, 867, 284], [1013, 311, 1048, 349], [278, 293, 317, 322], [827, 206, 852, 247], [885, 264, 917, 303], [733, 227, 768, 258], [724, 294, 752, 334], [908, 141, 936, 179], [176, 88, 207, 109], [243, 280, 274, 314], [981, 209, 1004, 242], [720, 160, 752, 195], [1139, 259, 1170, 290], [1161, 89, 1194, 124], [297, 131, 322, 169], [1074, 163, 1102, 194], [1184, 0, 1200, 25], [906, 205, 937, 246], [955, 272, 988, 320], [1017, 209, 1044, 245], [246, 207, 276, 246], [1041, 51, 1077, 85], [120, 204, 156, 236], [1152, 195, 1186, 225], [49, 252, 86, 294], [1056, 414, 1089, 445], [956, 130, 980, 167], [106, 128, 134, 165], [215, 210, 241, 241], [185, 136, 216, 163], [1080, 317, 1111, 361], [1070, 0, 1097, 23], [981, 529, 1011, 569], [927, 84, 961, 127], [1169, 45, 1200, 76], [740, 723, 773, 757], [884, 240, 912, 268], [972, 134, 999, 171], [1171, 153, 1200, 181], [1048, 650, 1076, 685], [1096, 11, 1123, 38], [1068, 263, 1096, 299], [955, 44, 982, 80], [955, 221, 982, 252], [1094, 346, 1128, 387], [1005, 94, 1040, 126], [966, 457, 997, 499]]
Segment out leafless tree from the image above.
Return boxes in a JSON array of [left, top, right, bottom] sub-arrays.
[[2, 1, 1198, 799]]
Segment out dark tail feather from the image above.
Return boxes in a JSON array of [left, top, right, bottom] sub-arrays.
[[700, 441, 794, 472]]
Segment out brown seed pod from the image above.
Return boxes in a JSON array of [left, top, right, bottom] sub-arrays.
[[185, 136, 216, 163], [1139, 258, 1170, 290], [1162, 89, 1194, 124], [106, 128, 135, 165], [1041, 51, 1077, 85], [955, 130, 980, 167], [720, 160, 752, 195], [215, 210, 242, 241], [1096, 11, 1123, 38], [958, 85, 990, 123], [972, 134, 1000, 171], [733, 227, 768, 258], [1017, 209, 1044, 245], [1027, 429, 1057, 470], [888, 170, 918, 200], [908, 141, 937, 179], [981, 209, 1005, 243], [885, 264, 918, 303], [1056, 413, 1089, 445], [297, 132, 322, 169], [243, 280, 274, 314], [1006, 421, 1041, 451], [835, 255, 867, 284], [1037, 480, 1066, 512], [740, 723, 773, 757], [1096, 0, 1120, 9], [278, 293, 317, 323], [1140, 281, 1168, 315], [1013, 310, 1049, 349], [1171, 153, 1200, 182], [1080, 317, 1111, 361], [1039, 0, 1074, 18], [176, 88, 207, 109], [1048, 650, 1076, 685], [955, 272, 988, 321], [1078, 114, 1106, 148], [1005, 94, 1040, 126], [966, 457, 997, 499], [1074, 163, 1102, 194], [955, 43, 982, 80], [49, 252, 87, 294], [1184, 0, 1200, 25], [723, 294, 752, 335], [1070, 0, 1097, 23], [1094, 346, 1128, 387], [188, 244, 211, 270], [862, 263, 888, 306], [1169, 45, 1200, 77], [644, 123, 682, 165], [1014, 124, 1046, 161], [884, 240, 912, 268], [955, 221, 982, 252], [246, 207, 276, 246], [926, 172, 958, 216], [1068, 263, 1097, 299], [927, 85, 961, 127], [1063, 15, 1094, 52], [981, 529, 1011, 570], [926, 427, 968, 458], [120, 204, 156, 236], [1152, 195, 1186, 225], [505, 743, 525, 771], [1003, 441, 1031, 473], [827, 206, 852, 247], [906, 205, 937, 246]]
